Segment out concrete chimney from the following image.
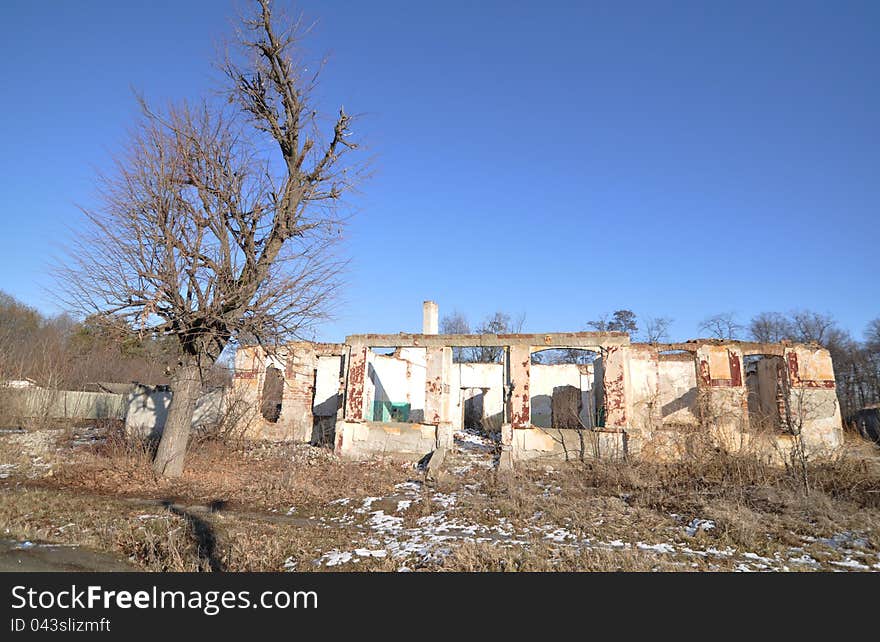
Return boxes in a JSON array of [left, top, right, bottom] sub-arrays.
[[423, 300, 439, 335]]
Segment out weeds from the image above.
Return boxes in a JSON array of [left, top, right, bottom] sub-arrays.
[[1, 428, 878, 572]]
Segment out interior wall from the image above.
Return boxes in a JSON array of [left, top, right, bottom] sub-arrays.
[[658, 356, 699, 426], [746, 356, 784, 431], [365, 348, 426, 422], [530, 363, 595, 429], [450, 362, 504, 431]]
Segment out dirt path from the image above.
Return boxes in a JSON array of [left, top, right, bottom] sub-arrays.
[[0, 539, 139, 572]]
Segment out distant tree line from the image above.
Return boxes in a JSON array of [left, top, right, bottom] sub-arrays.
[[0, 290, 230, 391]]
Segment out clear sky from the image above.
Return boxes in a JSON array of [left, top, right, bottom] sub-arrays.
[[0, 0, 877, 343]]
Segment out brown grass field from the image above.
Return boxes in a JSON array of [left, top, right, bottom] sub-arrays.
[[1, 422, 878, 572]]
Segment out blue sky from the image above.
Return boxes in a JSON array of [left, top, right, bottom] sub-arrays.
[[0, 0, 877, 343]]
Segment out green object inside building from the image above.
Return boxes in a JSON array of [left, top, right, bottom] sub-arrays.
[[370, 400, 411, 422]]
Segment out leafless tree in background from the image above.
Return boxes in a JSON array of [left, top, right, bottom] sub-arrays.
[[866, 318, 880, 352], [748, 311, 792, 343], [438, 310, 524, 363], [57, 0, 363, 477], [787, 310, 845, 346], [439, 310, 471, 362], [641, 316, 673, 343], [473, 311, 525, 363], [698, 312, 743, 340]]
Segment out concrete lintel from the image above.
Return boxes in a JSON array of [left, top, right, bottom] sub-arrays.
[[646, 340, 791, 356], [345, 332, 629, 349]]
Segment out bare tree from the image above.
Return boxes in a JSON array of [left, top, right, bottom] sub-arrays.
[[641, 316, 673, 343], [788, 310, 841, 346], [57, 0, 362, 477], [440, 310, 471, 363], [749, 311, 792, 343], [442, 310, 524, 363], [440, 310, 470, 335], [698, 312, 742, 340], [866, 317, 880, 352], [473, 311, 525, 363]]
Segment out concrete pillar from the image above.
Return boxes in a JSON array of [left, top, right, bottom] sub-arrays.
[[627, 344, 662, 431], [783, 345, 843, 453], [695, 343, 749, 448], [425, 346, 452, 425], [423, 300, 439, 335], [508, 344, 531, 429], [344, 345, 369, 421], [603, 345, 628, 430]]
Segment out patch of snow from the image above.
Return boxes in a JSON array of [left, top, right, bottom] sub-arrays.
[[355, 497, 381, 513], [705, 546, 736, 558], [431, 493, 456, 508], [829, 557, 870, 571], [544, 528, 577, 543], [368, 510, 404, 531], [820, 532, 869, 551], [788, 553, 819, 567], [321, 550, 354, 566], [685, 518, 715, 537], [637, 542, 676, 554]]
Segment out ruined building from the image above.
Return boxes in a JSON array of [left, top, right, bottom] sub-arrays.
[[231, 302, 844, 466]]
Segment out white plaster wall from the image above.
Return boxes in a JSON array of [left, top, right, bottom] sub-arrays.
[[529, 364, 595, 429], [368, 349, 426, 421], [453, 363, 504, 430], [627, 354, 660, 430], [125, 388, 225, 439], [313, 355, 342, 417], [658, 359, 699, 426]]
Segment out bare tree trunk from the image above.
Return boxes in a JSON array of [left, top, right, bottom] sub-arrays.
[[152, 363, 201, 477]]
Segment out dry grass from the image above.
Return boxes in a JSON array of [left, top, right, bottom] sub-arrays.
[[1, 427, 879, 572], [438, 542, 688, 572], [46, 425, 411, 516]]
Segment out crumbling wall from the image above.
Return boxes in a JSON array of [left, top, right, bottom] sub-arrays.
[[784, 345, 843, 455], [450, 362, 504, 431], [334, 421, 442, 461], [231, 342, 345, 441], [658, 353, 699, 426], [695, 343, 749, 453], [231, 324, 845, 468], [529, 363, 595, 429], [745, 356, 785, 432], [366, 348, 426, 422], [508, 426, 626, 463], [312, 355, 343, 444]]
